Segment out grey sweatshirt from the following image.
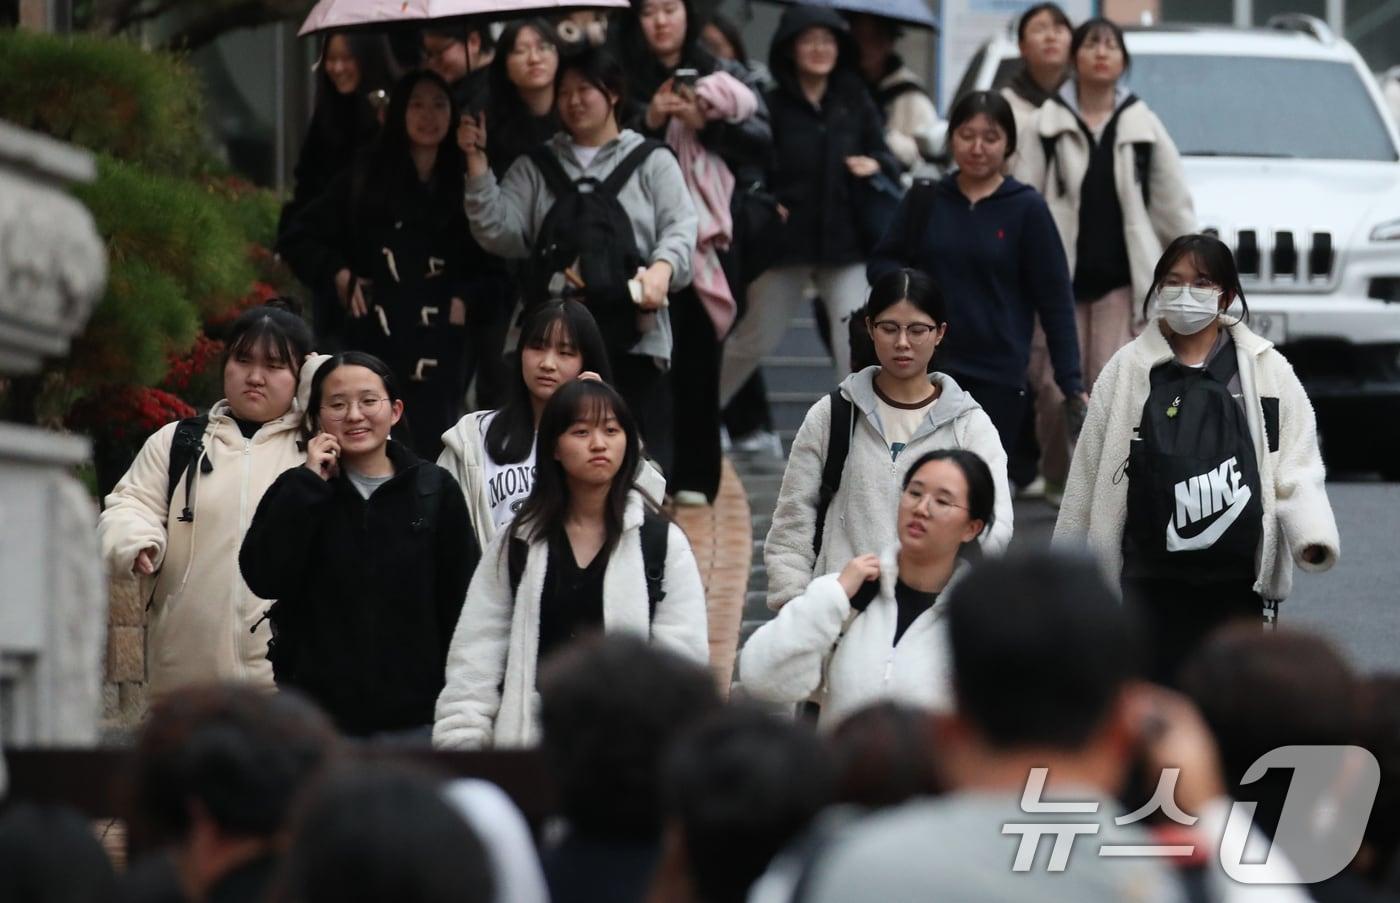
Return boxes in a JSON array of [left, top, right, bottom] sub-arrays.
[[463, 129, 698, 364]]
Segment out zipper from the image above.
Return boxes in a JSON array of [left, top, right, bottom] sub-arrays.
[[882, 655, 894, 685], [236, 437, 252, 680]]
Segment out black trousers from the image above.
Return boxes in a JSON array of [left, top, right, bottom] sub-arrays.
[[613, 351, 674, 479], [723, 372, 773, 438], [1122, 576, 1264, 686], [941, 371, 1029, 457], [668, 287, 722, 499]]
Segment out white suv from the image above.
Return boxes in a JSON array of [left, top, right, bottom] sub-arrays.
[[955, 15, 1400, 474]]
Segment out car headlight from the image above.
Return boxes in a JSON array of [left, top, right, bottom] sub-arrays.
[[1372, 218, 1400, 241]]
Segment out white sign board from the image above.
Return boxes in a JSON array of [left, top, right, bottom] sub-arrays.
[[938, 0, 1094, 108]]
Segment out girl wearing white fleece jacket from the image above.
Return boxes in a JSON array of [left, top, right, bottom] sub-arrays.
[[1055, 235, 1338, 680], [98, 303, 321, 696], [434, 380, 709, 749], [764, 270, 1013, 611], [741, 449, 995, 729]]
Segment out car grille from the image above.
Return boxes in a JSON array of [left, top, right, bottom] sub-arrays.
[[1223, 228, 1336, 289]]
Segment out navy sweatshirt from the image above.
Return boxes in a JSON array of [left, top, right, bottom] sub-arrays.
[[868, 175, 1084, 396]]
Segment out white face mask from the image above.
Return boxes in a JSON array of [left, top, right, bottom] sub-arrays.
[[1156, 283, 1222, 335]]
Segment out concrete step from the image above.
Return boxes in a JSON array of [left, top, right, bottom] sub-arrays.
[[772, 317, 831, 359]]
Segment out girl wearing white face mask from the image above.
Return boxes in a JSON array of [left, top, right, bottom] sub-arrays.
[[1054, 234, 1339, 684]]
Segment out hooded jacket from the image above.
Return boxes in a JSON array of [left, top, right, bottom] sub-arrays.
[[1053, 320, 1339, 601], [868, 174, 1084, 396], [437, 408, 670, 550], [433, 491, 710, 749], [1013, 84, 1196, 313], [764, 367, 1013, 611], [765, 4, 900, 266], [97, 357, 326, 696], [740, 545, 964, 729], [239, 440, 478, 736], [464, 129, 699, 366]]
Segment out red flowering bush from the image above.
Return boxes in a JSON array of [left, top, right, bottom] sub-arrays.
[[69, 386, 196, 444]]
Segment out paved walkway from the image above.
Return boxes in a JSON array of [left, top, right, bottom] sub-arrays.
[[671, 457, 752, 697]]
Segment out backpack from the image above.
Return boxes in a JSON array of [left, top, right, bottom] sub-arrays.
[[813, 390, 856, 558], [1123, 343, 1263, 584], [260, 465, 446, 685], [507, 510, 670, 623], [523, 140, 665, 350], [166, 415, 211, 524]]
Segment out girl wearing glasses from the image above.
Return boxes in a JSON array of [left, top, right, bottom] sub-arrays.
[[434, 380, 709, 749], [764, 269, 1013, 612], [240, 352, 478, 738], [1055, 235, 1337, 682], [99, 301, 315, 697], [741, 449, 995, 728]]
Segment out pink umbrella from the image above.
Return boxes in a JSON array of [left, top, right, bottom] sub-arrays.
[[299, 0, 630, 36]]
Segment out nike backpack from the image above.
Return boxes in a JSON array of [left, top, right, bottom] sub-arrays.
[[523, 140, 664, 351], [1123, 344, 1263, 584]]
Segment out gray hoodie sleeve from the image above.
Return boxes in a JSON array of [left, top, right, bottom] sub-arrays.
[[464, 156, 540, 261], [639, 149, 698, 291]]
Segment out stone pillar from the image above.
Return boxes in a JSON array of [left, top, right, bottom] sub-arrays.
[[0, 120, 107, 794]]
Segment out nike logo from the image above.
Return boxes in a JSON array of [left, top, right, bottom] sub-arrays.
[[1166, 457, 1252, 552]]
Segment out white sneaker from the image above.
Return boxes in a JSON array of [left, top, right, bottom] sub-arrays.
[[1017, 476, 1047, 499], [733, 429, 783, 457], [673, 490, 710, 507]]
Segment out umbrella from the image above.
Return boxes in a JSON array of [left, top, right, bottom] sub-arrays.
[[764, 0, 938, 30], [299, 0, 632, 37]]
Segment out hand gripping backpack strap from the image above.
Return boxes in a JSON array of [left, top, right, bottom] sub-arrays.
[[813, 390, 854, 558], [598, 140, 666, 198], [640, 511, 669, 622]]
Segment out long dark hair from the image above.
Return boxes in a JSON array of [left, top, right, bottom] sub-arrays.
[[487, 19, 563, 168], [485, 301, 614, 465], [512, 380, 641, 558], [1145, 233, 1249, 322], [306, 350, 405, 439], [313, 31, 399, 109], [901, 449, 995, 557], [355, 69, 465, 229], [219, 298, 314, 391], [616, 0, 711, 103]]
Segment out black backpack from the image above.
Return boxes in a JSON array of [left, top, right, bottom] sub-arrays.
[[524, 141, 665, 350], [166, 415, 212, 524], [259, 465, 446, 685], [813, 390, 856, 558], [1123, 344, 1263, 583], [508, 510, 669, 622]]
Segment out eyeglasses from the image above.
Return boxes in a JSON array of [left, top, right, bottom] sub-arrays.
[[510, 40, 557, 58], [901, 487, 967, 515], [872, 320, 939, 342], [1158, 281, 1221, 302], [320, 396, 390, 421]]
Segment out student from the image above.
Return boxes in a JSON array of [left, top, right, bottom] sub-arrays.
[[486, 19, 564, 178], [741, 449, 995, 729], [240, 352, 477, 739], [278, 70, 500, 461], [763, 269, 1012, 611], [422, 22, 495, 114], [719, 4, 900, 398], [98, 301, 316, 697], [438, 300, 664, 550], [433, 380, 710, 750], [458, 47, 698, 476], [868, 90, 1085, 460], [848, 13, 939, 172], [1055, 234, 1338, 682], [1001, 3, 1073, 133], [619, 0, 773, 504]]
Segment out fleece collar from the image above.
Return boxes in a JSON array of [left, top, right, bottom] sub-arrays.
[[840, 366, 981, 444]]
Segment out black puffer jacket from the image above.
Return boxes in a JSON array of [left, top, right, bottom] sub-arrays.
[[765, 4, 900, 266], [240, 442, 478, 736]]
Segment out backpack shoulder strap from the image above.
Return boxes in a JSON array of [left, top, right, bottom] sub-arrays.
[[167, 414, 210, 521], [1203, 335, 1240, 385], [813, 390, 854, 557], [1040, 133, 1067, 197], [901, 178, 936, 262], [527, 145, 576, 199], [412, 464, 444, 533], [1132, 141, 1153, 209], [599, 140, 666, 197], [640, 511, 670, 619]]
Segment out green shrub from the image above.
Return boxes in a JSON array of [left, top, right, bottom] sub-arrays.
[[0, 28, 210, 176], [69, 256, 199, 387]]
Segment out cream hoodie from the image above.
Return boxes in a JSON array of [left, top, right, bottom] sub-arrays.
[[98, 356, 327, 695]]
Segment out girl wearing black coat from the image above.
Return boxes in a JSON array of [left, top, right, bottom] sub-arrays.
[[718, 4, 900, 403], [241, 352, 478, 739], [277, 31, 398, 348], [279, 69, 501, 461]]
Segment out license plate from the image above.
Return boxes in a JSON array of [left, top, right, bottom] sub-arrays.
[[1250, 312, 1287, 346]]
